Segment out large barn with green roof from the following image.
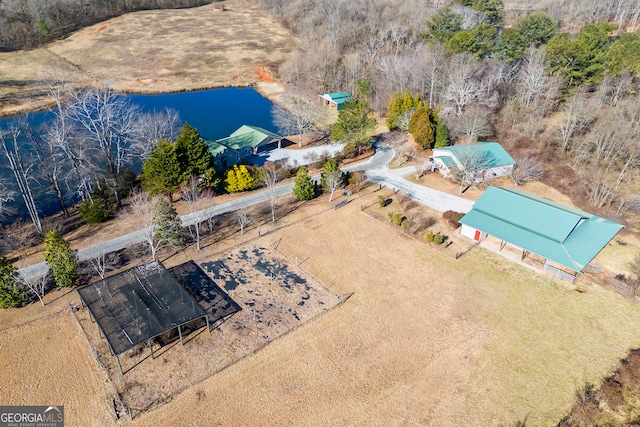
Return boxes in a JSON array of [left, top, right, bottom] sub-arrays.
[[459, 186, 623, 280]]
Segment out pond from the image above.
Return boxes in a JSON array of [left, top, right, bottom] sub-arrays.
[[0, 87, 279, 221]]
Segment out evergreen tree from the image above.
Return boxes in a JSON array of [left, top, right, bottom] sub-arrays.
[[43, 230, 78, 288], [293, 166, 316, 201], [321, 158, 341, 190], [174, 123, 216, 184], [433, 107, 450, 149], [513, 12, 558, 47], [331, 99, 377, 156], [408, 103, 435, 149], [155, 199, 183, 249], [387, 91, 421, 131], [78, 185, 113, 224], [422, 7, 463, 43], [605, 32, 640, 77], [497, 28, 527, 61], [546, 23, 615, 89], [0, 257, 25, 309], [141, 140, 181, 201], [472, 0, 504, 27]]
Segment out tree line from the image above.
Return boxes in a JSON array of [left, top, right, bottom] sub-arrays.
[[0, 0, 211, 50]]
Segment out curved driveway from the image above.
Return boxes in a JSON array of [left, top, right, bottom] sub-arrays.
[[18, 145, 473, 280]]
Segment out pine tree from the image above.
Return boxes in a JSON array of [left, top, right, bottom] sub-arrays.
[[433, 106, 450, 148], [331, 99, 377, 156], [141, 140, 181, 201], [155, 199, 183, 249], [408, 103, 435, 149], [43, 230, 78, 288], [293, 166, 315, 201], [175, 123, 216, 184]]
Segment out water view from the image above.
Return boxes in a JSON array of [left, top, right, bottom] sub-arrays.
[[0, 87, 279, 220]]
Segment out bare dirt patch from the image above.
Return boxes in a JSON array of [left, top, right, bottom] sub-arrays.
[[0, 0, 297, 117], [74, 244, 340, 417]]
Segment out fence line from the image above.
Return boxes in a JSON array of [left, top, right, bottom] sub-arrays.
[[68, 302, 130, 421]]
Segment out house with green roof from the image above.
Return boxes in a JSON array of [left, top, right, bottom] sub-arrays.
[[320, 91, 353, 110], [459, 186, 623, 280], [205, 125, 282, 168], [432, 142, 515, 180]]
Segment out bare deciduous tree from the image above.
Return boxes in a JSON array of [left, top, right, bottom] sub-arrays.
[[450, 145, 496, 193], [181, 175, 204, 251], [262, 163, 280, 223], [349, 170, 366, 192], [443, 53, 483, 117], [511, 153, 546, 185], [414, 157, 432, 179], [236, 207, 252, 235], [451, 106, 492, 144], [556, 89, 596, 152], [0, 122, 42, 233], [133, 107, 181, 158], [70, 84, 140, 208], [325, 168, 343, 202], [24, 272, 48, 307], [121, 190, 181, 261], [626, 250, 640, 296], [87, 250, 120, 280], [272, 95, 322, 148]]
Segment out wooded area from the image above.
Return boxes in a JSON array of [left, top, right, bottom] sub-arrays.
[[254, 0, 640, 216]]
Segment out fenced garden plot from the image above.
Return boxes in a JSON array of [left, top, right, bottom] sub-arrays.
[[74, 244, 340, 418]]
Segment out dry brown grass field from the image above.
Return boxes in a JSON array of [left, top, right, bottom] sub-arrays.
[[0, 0, 296, 117], [2, 2, 640, 425], [2, 187, 640, 426]]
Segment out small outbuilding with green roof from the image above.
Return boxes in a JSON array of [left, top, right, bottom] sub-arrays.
[[320, 91, 353, 110], [459, 186, 623, 280]]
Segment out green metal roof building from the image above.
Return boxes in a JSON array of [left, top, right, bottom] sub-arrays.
[[459, 186, 623, 277], [432, 142, 515, 179], [205, 125, 282, 168], [320, 91, 353, 110]]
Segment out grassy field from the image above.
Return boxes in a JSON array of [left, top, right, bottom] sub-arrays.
[[0, 0, 296, 117], [2, 187, 640, 426]]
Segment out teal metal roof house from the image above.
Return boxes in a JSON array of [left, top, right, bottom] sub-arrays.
[[320, 91, 353, 110], [205, 125, 282, 168], [459, 186, 623, 278], [432, 142, 515, 179]]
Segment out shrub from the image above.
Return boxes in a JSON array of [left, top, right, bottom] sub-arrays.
[[0, 258, 25, 309], [43, 230, 79, 288], [387, 211, 394, 221], [443, 210, 464, 229], [426, 230, 446, 245], [392, 213, 403, 226], [401, 219, 409, 230], [378, 195, 386, 207], [78, 188, 113, 224]]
